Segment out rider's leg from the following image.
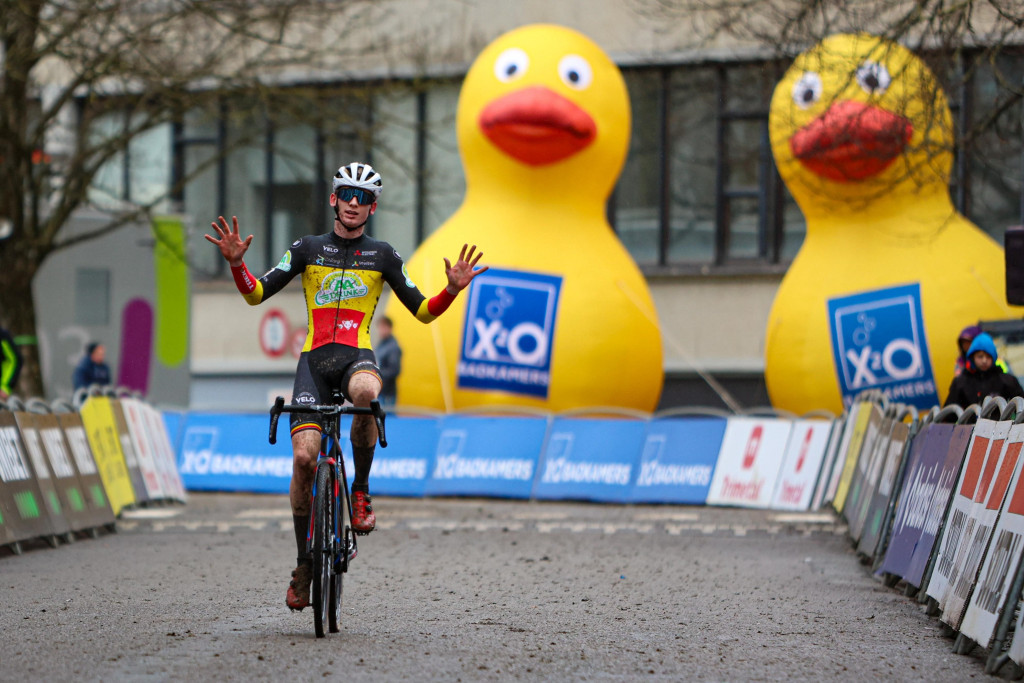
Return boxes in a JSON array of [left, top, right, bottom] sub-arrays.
[[290, 429, 320, 561], [347, 371, 382, 486], [347, 370, 382, 533], [286, 427, 320, 610]]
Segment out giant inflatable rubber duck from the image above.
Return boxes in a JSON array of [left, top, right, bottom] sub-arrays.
[[766, 33, 1019, 415], [386, 24, 663, 412]]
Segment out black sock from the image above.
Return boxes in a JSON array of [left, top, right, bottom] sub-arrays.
[[352, 445, 374, 487], [293, 514, 311, 565]]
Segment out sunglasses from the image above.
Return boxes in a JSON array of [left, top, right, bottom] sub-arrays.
[[336, 187, 376, 205]]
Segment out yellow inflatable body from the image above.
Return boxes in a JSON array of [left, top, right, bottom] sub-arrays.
[[387, 24, 663, 412], [766, 34, 1018, 415]]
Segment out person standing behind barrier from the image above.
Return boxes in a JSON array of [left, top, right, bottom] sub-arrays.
[[375, 316, 401, 408], [944, 332, 1024, 408], [0, 326, 23, 399], [73, 342, 111, 390], [954, 324, 1009, 376]]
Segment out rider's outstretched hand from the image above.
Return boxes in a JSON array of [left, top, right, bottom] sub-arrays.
[[204, 216, 253, 267], [444, 244, 488, 292]]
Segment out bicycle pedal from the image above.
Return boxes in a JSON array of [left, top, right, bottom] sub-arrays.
[[354, 529, 372, 537]]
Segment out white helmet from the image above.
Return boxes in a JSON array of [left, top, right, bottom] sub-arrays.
[[332, 162, 383, 199]]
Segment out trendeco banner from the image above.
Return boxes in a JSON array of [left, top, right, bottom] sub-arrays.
[[79, 397, 136, 516], [706, 418, 794, 508]]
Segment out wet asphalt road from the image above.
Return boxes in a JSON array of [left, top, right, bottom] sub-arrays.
[[0, 493, 1007, 681]]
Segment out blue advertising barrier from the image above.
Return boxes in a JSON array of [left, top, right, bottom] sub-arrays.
[[533, 417, 647, 503], [162, 410, 186, 463], [630, 417, 727, 504], [879, 422, 953, 578], [363, 415, 440, 497], [176, 412, 292, 494], [424, 415, 549, 499]]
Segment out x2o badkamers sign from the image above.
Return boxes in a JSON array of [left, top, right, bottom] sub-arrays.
[[457, 268, 562, 399]]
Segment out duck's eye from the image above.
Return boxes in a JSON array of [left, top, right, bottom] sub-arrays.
[[558, 55, 593, 90], [856, 61, 890, 95], [494, 48, 529, 82], [791, 72, 823, 109]]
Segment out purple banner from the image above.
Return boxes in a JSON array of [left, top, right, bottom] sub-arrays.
[[902, 423, 974, 587], [879, 424, 953, 578]]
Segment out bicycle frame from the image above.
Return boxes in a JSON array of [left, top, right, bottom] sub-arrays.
[[308, 423, 354, 571]]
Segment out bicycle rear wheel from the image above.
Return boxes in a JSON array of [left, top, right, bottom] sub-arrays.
[[312, 464, 334, 638]]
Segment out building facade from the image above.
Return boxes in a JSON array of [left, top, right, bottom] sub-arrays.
[[34, 1, 1024, 411]]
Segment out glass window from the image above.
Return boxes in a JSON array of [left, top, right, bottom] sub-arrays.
[[617, 70, 662, 266], [75, 268, 110, 325], [422, 81, 466, 240], [223, 100, 269, 271], [182, 106, 221, 277], [968, 52, 1024, 241], [88, 112, 126, 208], [668, 67, 717, 264], [269, 123, 317, 260], [128, 121, 171, 211], [372, 86, 420, 258]]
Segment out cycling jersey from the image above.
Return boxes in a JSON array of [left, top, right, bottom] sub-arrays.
[[230, 231, 455, 352]]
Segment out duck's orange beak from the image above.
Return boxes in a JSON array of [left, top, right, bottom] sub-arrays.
[[790, 100, 913, 183], [479, 86, 596, 166]]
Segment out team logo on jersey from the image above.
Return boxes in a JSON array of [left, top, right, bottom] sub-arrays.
[[402, 264, 416, 288], [315, 271, 369, 305], [275, 251, 292, 272], [292, 239, 302, 247], [323, 245, 338, 254]]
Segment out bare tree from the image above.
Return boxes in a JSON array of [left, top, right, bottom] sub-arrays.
[[0, 0, 382, 396]]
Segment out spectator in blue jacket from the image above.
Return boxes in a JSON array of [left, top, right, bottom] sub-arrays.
[[944, 333, 1024, 408], [73, 342, 111, 390]]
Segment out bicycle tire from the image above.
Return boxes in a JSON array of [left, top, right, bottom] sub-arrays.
[[312, 464, 334, 638], [328, 525, 345, 633]]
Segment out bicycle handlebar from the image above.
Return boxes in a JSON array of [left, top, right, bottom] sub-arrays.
[[269, 396, 388, 448]]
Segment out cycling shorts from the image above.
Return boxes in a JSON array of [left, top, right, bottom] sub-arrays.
[[290, 344, 381, 434]]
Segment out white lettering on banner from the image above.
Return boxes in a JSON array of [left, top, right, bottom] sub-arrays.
[[0, 427, 30, 481], [119, 434, 138, 468], [720, 476, 765, 501], [41, 428, 76, 479], [893, 461, 940, 535], [433, 454, 533, 481], [541, 457, 631, 486], [923, 465, 960, 537], [636, 460, 711, 487], [975, 529, 1022, 614], [21, 430, 50, 480], [373, 458, 427, 480], [65, 427, 97, 476], [455, 361, 550, 387], [180, 449, 292, 478]]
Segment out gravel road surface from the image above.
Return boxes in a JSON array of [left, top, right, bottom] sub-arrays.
[[0, 494, 1007, 681]]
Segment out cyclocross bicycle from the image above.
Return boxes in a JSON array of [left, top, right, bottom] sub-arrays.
[[269, 394, 388, 638]]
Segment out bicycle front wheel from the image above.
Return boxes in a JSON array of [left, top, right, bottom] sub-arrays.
[[312, 464, 334, 639]]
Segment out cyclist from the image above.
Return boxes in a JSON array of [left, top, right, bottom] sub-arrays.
[[205, 162, 487, 611]]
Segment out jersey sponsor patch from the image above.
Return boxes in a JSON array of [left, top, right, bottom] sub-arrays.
[[310, 308, 365, 348], [402, 263, 416, 288], [457, 268, 562, 399], [275, 250, 292, 272], [314, 271, 369, 305]]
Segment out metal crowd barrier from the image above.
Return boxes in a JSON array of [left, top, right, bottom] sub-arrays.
[[824, 390, 1024, 675], [0, 385, 186, 556]]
